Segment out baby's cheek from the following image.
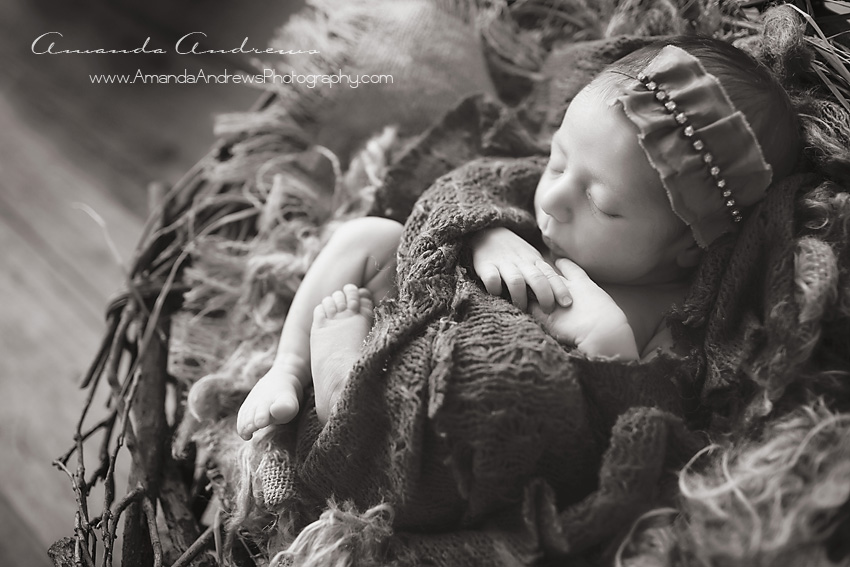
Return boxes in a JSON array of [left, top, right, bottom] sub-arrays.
[[584, 232, 655, 281]]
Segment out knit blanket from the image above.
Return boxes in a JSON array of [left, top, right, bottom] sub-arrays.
[[172, 3, 850, 566]]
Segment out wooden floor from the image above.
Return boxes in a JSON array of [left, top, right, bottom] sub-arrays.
[[0, 0, 301, 564]]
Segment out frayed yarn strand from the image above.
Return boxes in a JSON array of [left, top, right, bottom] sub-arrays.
[[760, 5, 811, 85], [794, 236, 839, 324], [269, 501, 395, 567], [615, 507, 680, 567], [605, 0, 687, 39], [674, 402, 850, 566], [799, 100, 850, 185]]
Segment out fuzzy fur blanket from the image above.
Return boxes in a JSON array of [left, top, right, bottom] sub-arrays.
[[171, 2, 850, 566]]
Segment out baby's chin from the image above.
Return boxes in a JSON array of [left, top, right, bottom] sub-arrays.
[[548, 244, 638, 283]]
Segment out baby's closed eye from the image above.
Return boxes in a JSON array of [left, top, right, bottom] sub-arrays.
[[547, 142, 567, 172], [546, 158, 565, 175], [586, 190, 621, 219]]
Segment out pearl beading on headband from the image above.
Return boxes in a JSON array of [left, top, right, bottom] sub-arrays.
[[637, 73, 743, 223]]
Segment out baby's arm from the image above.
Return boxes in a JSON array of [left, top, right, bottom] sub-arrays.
[[469, 227, 573, 312], [529, 258, 640, 361]]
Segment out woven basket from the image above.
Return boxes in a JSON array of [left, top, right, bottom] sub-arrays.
[[48, 1, 850, 566]]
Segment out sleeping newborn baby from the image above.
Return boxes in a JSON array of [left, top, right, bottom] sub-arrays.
[[236, 36, 800, 439]]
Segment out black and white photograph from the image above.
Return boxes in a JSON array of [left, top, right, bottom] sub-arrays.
[[2, 1, 850, 566]]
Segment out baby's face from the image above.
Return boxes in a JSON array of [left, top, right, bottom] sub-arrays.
[[534, 83, 692, 285]]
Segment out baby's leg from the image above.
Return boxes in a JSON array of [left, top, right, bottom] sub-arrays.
[[237, 217, 402, 439]]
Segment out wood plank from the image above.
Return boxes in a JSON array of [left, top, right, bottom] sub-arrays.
[[0, 490, 53, 567], [0, 94, 143, 310], [0, 212, 134, 551], [0, 88, 139, 547]]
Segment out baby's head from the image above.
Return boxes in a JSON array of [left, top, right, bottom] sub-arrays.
[[535, 36, 801, 285]]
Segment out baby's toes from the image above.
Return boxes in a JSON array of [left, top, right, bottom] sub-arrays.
[[343, 284, 361, 312], [331, 289, 347, 312], [313, 302, 328, 326], [252, 404, 272, 431], [320, 295, 339, 319], [236, 405, 252, 439], [268, 390, 300, 424], [237, 398, 266, 440], [358, 288, 374, 316]]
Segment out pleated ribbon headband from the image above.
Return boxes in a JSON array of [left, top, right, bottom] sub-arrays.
[[616, 45, 774, 248]]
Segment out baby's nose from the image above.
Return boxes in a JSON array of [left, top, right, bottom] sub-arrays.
[[539, 190, 573, 223]]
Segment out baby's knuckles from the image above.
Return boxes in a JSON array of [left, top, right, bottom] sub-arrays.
[[531, 281, 627, 342]]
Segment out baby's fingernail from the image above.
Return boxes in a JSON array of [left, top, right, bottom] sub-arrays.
[[559, 296, 572, 307]]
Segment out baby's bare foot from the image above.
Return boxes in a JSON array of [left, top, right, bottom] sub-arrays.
[[311, 284, 374, 423], [237, 363, 304, 440]]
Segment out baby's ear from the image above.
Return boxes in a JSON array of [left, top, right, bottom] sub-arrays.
[[674, 234, 703, 269]]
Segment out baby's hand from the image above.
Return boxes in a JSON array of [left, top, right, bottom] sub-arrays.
[[529, 258, 639, 360], [469, 227, 572, 312]]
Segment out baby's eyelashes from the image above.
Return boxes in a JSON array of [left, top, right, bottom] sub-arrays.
[[597, 207, 622, 219], [546, 162, 565, 175], [546, 150, 566, 173], [586, 190, 621, 219]]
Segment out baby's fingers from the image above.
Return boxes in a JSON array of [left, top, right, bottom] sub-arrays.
[[477, 263, 503, 298], [500, 265, 529, 311], [537, 261, 572, 308], [520, 262, 557, 312], [555, 257, 590, 281]]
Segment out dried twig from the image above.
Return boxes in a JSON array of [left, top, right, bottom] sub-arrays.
[[170, 526, 215, 567], [57, 413, 115, 467], [104, 485, 145, 567], [142, 496, 164, 567]]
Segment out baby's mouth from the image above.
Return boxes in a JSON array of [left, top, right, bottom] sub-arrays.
[[541, 234, 567, 258], [538, 215, 570, 256]]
